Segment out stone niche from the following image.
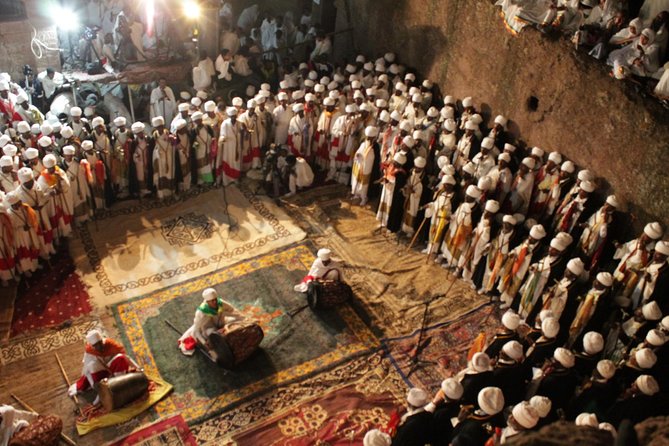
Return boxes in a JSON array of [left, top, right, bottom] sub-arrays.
[[335, 0, 669, 234], [0, 0, 61, 80]]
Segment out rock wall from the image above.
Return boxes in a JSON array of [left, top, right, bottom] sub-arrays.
[[335, 0, 669, 231], [0, 0, 61, 80]]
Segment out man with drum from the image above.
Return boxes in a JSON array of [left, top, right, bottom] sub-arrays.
[[178, 288, 245, 358], [68, 330, 138, 405], [293, 248, 343, 293]]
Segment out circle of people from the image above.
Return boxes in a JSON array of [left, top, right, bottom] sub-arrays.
[[0, 47, 667, 444]]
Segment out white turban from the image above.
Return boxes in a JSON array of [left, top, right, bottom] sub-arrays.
[[583, 331, 604, 355], [553, 347, 575, 368], [512, 402, 539, 429], [477, 387, 504, 415], [441, 378, 464, 401], [86, 329, 103, 345], [317, 248, 331, 261], [42, 154, 57, 168], [406, 388, 429, 407], [202, 288, 218, 301]]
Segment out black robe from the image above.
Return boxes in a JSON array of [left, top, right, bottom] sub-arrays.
[[492, 360, 532, 405], [525, 337, 558, 369], [484, 330, 519, 360], [460, 371, 494, 406], [567, 379, 617, 420], [368, 141, 382, 200], [573, 351, 600, 381], [430, 401, 461, 446], [606, 393, 665, 426], [385, 169, 408, 233], [534, 366, 579, 412], [391, 410, 433, 446], [450, 411, 505, 446]]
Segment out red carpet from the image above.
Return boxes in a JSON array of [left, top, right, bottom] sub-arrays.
[[107, 415, 196, 446], [11, 248, 92, 337]]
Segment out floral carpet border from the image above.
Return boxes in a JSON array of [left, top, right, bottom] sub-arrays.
[[190, 351, 406, 445], [112, 243, 380, 423], [79, 185, 298, 295], [1, 319, 101, 365]]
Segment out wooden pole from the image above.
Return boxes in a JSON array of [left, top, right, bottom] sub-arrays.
[[406, 217, 428, 252], [55, 353, 82, 415], [10, 393, 78, 446]]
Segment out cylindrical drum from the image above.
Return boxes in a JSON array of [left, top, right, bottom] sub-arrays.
[[307, 279, 352, 310], [208, 322, 264, 369], [98, 371, 149, 412], [9, 415, 62, 446]]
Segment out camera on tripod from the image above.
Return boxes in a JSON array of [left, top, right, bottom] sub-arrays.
[[83, 26, 100, 42]]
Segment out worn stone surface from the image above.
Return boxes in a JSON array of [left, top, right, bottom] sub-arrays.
[[636, 416, 669, 445], [336, 0, 669, 232], [0, 0, 61, 80], [507, 421, 613, 445]]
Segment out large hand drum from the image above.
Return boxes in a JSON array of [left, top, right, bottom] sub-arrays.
[[9, 415, 62, 446], [208, 322, 264, 369], [98, 371, 149, 412], [306, 278, 353, 310]]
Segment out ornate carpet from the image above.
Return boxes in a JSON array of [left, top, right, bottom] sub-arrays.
[[11, 247, 92, 337], [70, 185, 306, 305], [107, 415, 197, 446], [382, 304, 501, 392], [111, 243, 378, 424], [191, 351, 406, 445]]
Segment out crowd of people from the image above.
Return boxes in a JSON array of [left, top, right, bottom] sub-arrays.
[[495, 0, 669, 101], [0, 2, 667, 444]]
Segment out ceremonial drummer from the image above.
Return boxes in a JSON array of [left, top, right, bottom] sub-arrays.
[[294, 248, 343, 292], [69, 330, 138, 404], [178, 288, 245, 357]]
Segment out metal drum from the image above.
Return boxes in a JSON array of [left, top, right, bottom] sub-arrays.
[[98, 371, 149, 412], [208, 322, 264, 369]]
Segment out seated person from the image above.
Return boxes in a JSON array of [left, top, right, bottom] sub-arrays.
[[0, 404, 61, 446], [283, 154, 314, 197], [178, 288, 245, 357], [294, 248, 343, 292], [68, 330, 138, 404]]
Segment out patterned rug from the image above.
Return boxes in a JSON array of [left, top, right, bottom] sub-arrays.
[[192, 351, 406, 446], [70, 185, 306, 305], [111, 243, 378, 424], [11, 248, 92, 337], [107, 415, 197, 446], [382, 304, 501, 391]]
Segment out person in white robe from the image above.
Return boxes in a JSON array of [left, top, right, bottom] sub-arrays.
[[238, 100, 263, 171], [627, 241, 669, 311], [218, 107, 243, 185], [5, 192, 39, 276], [15, 95, 43, 125], [329, 104, 361, 184], [178, 288, 246, 356], [609, 28, 660, 78], [14, 167, 55, 258], [503, 157, 535, 215], [439, 185, 481, 268], [481, 214, 518, 294], [0, 155, 17, 194], [190, 112, 214, 184], [401, 157, 427, 237], [151, 117, 175, 200], [472, 137, 496, 180], [172, 119, 192, 193], [129, 122, 151, 197], [150, 79, 176, 124], [517, 237, 569, 319], [38, 154, 72, 238], [422, 175, 456, 257], [0, 404, 38, 445], [284, 155, 314, 197], [287, 103, 312, 158], [577, 194, 618, 271], [489, 152, 514, 205], [552, 180, 594, 235], [294, 248, 343, 292], [499, 224, 547, 309], [351, 126, 378, 206], [460, 200, 500, 285], [612, 222, 662, 303], [61, 145, 93, 222], [272, 92, 293, 145]]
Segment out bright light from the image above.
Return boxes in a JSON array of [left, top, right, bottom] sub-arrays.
[[145, 0, 155, 36], [52, 4, 79, 31], [183, 1, 200, 19]]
